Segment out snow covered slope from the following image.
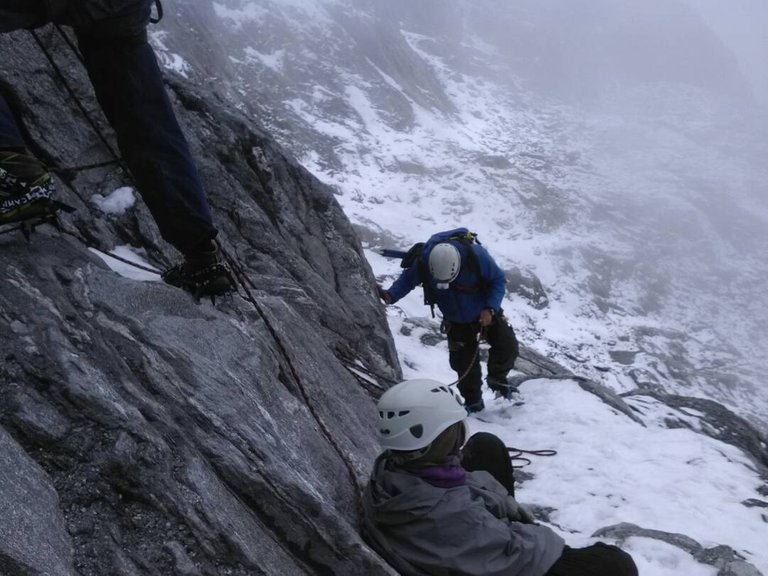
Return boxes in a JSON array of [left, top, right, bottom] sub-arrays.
[[156, 0, 768, 431], [150, 2, 768, 573]]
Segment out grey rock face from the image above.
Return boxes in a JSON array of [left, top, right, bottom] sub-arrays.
[[0, 427, 74, 576], [505, 266, 549, 310], [0, 29, 399, 576], [644, 392, 768, 470], [594, 523, 764, 576]]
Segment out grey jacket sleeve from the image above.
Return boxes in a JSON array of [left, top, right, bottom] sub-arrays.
[[364, 462, 565, 576], [411, 488, 565, 576], [461, 471, 565, 576], [467, 470, 534, 523]]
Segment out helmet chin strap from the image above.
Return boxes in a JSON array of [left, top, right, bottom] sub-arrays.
[[389, 421, 467, 466], [389, 445, 431, 465]]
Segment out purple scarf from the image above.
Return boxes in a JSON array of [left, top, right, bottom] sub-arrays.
[[410, 464, 467, 489]]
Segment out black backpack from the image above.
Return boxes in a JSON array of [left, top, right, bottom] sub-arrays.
[[399, 228, 483, 315]]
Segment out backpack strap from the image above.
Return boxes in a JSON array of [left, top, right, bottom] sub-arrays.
[[447, 232, 482, 280], [400, 242, 424, 269]]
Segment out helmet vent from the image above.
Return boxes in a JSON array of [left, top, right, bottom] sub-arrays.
[[398, 410, 410, 417], [380, 428, 391, 436], [409, 424, 424, 439]]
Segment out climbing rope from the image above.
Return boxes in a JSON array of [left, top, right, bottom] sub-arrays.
[[26, 24, 367, 527], [507, 447, 558, 468], [335, 352, 393, 398], [30, 28, 123, 166], [77, 238, 162, 274], [219, 246, 365, 512], [447, 325, 486, 388]]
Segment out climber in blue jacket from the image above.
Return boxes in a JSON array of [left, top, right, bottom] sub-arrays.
[[0, 0, 232, 297], [378, 229, 520, 413]]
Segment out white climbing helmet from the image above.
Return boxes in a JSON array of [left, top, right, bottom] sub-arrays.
[[375, 379, 467, 451], [428, 242, 461, 288]]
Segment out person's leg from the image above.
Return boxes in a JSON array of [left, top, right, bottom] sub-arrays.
[[461, 432, 515, 496], [485, 314, 519, 393], [0, 95, 25, 150], [447, 322, 483, 410], [73, 2, 217, 255], [1, 0, 50, 152], [545, 543, 638, 576]]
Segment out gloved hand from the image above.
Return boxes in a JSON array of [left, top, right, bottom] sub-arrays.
[[506, 497, 535, 524], [376, 285, 392, 304], [478, 308, 494, 327]]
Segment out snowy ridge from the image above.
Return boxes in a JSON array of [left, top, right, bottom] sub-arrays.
[[471, 380, 766, 574]]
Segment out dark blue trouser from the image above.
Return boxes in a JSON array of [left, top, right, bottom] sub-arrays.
[[0, 0, 217, 253], [0, 96, 24, 149]]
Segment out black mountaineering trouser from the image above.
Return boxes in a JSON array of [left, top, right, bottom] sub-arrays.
[[446, 312, 519, 404], [545, 543, 639, 576], [461, 432, 517, 497], [0, 0, 217, 254]]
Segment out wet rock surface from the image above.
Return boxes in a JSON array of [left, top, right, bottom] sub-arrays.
[[1, 30, 399, 576]]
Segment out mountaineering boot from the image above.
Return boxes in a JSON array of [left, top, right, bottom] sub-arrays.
[[465, 399, 485, 414], [0, 149, 59, 226], [487, 374, 520, 400], [162, 239, 234, 298]]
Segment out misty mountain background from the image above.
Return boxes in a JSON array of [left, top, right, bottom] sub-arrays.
[[2, 1, 768, 574], [151, 0, 768, 432]]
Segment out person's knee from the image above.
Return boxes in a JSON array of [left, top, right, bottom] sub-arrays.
[[462, 433, 509, 465], [616, 549, 638, 576], [448, 340, 478, 368], [462, 432, 515, 494], [596, 543, 638, 576]]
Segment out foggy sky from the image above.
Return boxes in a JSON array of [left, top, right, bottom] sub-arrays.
[[682, 0, 768, 109]]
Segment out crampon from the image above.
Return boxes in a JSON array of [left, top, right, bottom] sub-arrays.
[[0, 198, 75, 241]]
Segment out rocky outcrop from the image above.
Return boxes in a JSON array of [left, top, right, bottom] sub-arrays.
[[0, 427, 73, 575], [1, 28, 399, 576], [639, 392, 768, 471], [595, 523, 764, 576], [505, 266, 549, 310]]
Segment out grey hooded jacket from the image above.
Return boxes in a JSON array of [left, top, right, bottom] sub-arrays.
[[363, 454, 565, 576]]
